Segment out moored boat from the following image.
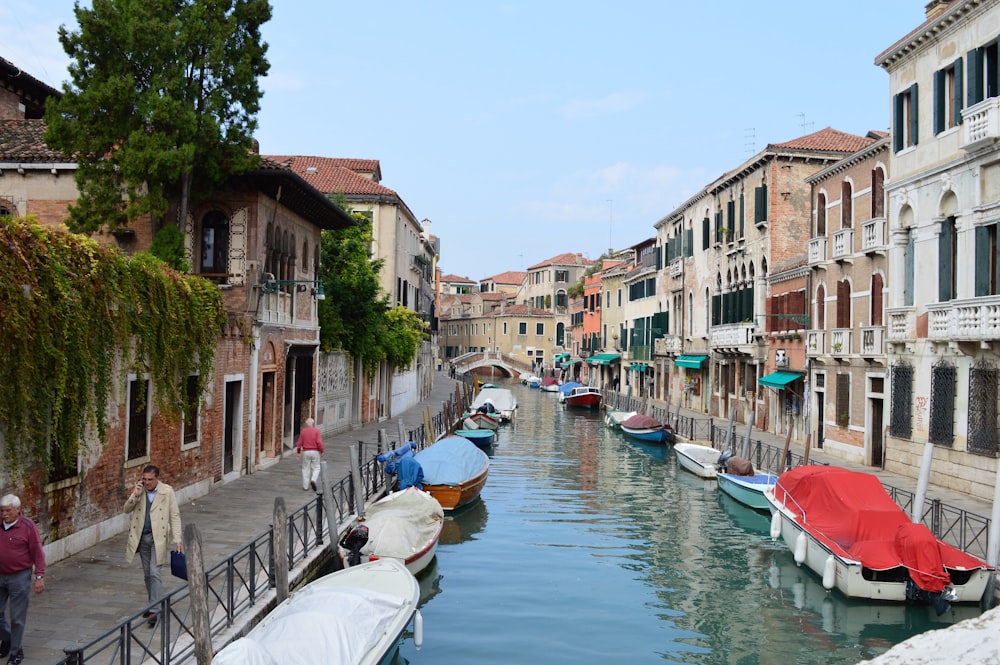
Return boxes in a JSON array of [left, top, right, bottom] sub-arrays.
[[211, 558, 423, 665], [455, 428, 495, 449], [470, 387, 517, 422], [619, 414, 674, 444], [337, 487, 444, 576], [673, 441, 722, 478], [556, 381, 581, 403], [412, 435, 490, 510], [765, 465, 994, 611], [604, 409, 637, 429], [563, 385, 602, 409], [540, 376, 560, 392]]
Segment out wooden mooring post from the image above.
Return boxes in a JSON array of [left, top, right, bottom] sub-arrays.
[[273, 498, 288, 603], [184, 523, 213, 665]]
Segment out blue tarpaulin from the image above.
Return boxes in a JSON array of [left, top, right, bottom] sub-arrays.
[[414, 435, 488, 485]]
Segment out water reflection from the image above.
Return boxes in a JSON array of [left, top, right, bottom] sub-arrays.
[[439, 498, 489, 545]]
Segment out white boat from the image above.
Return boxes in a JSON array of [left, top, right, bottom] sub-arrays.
[[604, 409, 636, 429], [470, 387, 517, 422], [212, 558, 423, 665], [765, 465, 993, 611], [337, 487, 444, 576], [673, 442, 722, 478]]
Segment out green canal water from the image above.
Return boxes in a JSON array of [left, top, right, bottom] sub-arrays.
[[391, 380, 979, 665]]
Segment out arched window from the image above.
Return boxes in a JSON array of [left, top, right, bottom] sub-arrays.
[[817, 192, 827, 236], [871, 167, 885, 218], [841, 180, 853, 228], [816, 284, 826, 330], [199, 211, 229, 278], [871, 273, 884, 326], [836, 279, 851, 328], [302, 239, 309, 272]]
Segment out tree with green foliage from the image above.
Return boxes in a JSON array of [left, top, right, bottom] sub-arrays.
[[45, 0, 272, 235]]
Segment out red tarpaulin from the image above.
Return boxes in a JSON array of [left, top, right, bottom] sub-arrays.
[[772, 466, 990, 592], [621, 414, 666, 429]]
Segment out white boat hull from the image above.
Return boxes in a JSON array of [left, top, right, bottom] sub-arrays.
[[717, 472, 777, 511], [765, 489, 992, 603], [674, 442, 721, 478]]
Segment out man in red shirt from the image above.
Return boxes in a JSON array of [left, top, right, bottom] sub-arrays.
[[0, 494, 46, 665], [295, 417, 325, 491]]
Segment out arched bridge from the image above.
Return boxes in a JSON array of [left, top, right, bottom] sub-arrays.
[[450, 351, 531, 378]]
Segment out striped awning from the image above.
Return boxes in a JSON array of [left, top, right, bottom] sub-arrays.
[[674, 354, 708, 369], [586, 353, 621, 366]]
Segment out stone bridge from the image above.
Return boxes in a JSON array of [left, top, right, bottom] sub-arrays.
[[450, 350, 531, 378]]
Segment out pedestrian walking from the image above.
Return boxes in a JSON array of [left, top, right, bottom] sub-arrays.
[[0, 494, 46, 665], [123, 465, 183, 628], [296, 417, 324, 491]]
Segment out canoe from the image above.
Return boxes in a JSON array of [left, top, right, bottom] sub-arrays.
[[337, 488, 444, 576], [673, 442, 722, 478], [212, 558, 422, 665], [413, 435, 490, 510]]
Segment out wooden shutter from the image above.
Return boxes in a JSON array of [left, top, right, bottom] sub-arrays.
[[816, 284, 826, 329], [739, 194, 745, 238], [904, 231, 915, 306], [685, 229, 693, 257], [909, 83, 919, 146], [702, 217, 710, 249], [933, 69, 945, 135], [893, 93, 904, 153], [837, 280, 850, 328], [968, 48, 983, 106], [954, 57, 964, 125], [939, 220, 954, 301], [976, 225, 991, 297], [871, 273, 883, 326]]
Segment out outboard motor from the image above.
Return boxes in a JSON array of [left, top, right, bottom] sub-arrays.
[[339, 523, 369, 567], [718, 449, 735, 472]]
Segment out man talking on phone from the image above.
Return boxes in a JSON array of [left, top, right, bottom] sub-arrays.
[[123, 465, 183, 627]]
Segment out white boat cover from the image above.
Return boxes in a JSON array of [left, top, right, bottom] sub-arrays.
[[212, 572, 412, 665], [415, 436, 488, 485], [359, 488, 443, 560], [470, 387, 516, 414]]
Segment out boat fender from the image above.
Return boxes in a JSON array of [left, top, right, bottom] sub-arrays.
[[794, 532, 807, 565], [413, 609, 424, 650], [769, 512, 782, 541], [822, 555, 835, 590]]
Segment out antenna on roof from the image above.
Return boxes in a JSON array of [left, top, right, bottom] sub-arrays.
[[797, 112, 814, 133], [744, 128, 755, 156], [607, 199, 613, 254]]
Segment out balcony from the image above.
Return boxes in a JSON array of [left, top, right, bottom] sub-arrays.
[[710, 322, 759, 353], [861, 218, 886, 254], [655, 335, 682, 355], [808, 237, 827, 266], [887, 307, 915, 342], [831, 228, 854, 260], [927, 295, 1000, 342], [962, 97, 1000, 152], [805, 330, 825, 357], [830, 328, 852, 358], [859, 325, 885, 356]]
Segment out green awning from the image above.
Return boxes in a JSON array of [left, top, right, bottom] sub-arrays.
[[674, 354, 708, 369], [587, 353, 621, 366], [758, 371, 803, 389], [559, 358, 581, 368], [554, 352, 570, 362], [630, 362, 648, 371]]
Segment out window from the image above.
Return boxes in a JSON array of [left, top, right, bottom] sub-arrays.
[[518, 322, 527, 335], [939, 216, 957, 302], [199, 211, 229, 277], [836, 279, 850, 329], [816, 284, 826, 329], [904, 227, 915, 307], [967, 40, 1000, 106], [871, 273, 884, 326], [975, 222, 1000, 296], [536, 322, 544, 336], [889, 362, 913, 439], [841, 181, 853, 228], [702, 216, 710, 250], [555, 290, 567, 308], [754, 183, 768, 225], [871, 168, 885, 219], [893, 83, 919, 152], [127, 378, 150, 461], [929, 360, 956, 447], [968, 360, 1000, 455], [555, 269, 569, 282], [836, 374, 850, 428], [182, 375, 200, 446], [933, 59, 963, 135]]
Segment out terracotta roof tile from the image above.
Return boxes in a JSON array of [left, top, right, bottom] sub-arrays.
[[441, 274, 476, 283], [502, 303, 551, 316], [486, 270, 526, 285], [768, 127, 877, 154], [0, 119, 68, 161], [263, 155, 394, 197], [527, 252, 596, 270]]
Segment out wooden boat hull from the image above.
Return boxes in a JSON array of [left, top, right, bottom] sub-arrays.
[[455, 429, 495, 449], [423, 464, 489, 511], [716, 472, 777, 511], [674, 442, 721, 478], [467, 412, 500, 430]]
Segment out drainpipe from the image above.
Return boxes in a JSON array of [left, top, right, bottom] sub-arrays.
[[246, 325, 260, 474]]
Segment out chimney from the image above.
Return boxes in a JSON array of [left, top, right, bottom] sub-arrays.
[[925, 0, 954, 20]]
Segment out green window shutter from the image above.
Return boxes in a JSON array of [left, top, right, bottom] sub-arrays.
[[939, 221, 953, 302], [933, 69, 945, 135], [712, 293, 721, 326], [685, 229, 693, 257], [976, 224, 990, 297], [739, 194, 745, 237], [893, 93, 904, 153], [727, 200, 736, 236], [909, 83, 919, 146], [702, 217, 710, 249], [954, 57, 964, 125], [715, 211, 723, 243], [968, 48, 983, 106]]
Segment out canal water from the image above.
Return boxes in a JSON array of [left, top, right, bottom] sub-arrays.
[[392, 380, 979, 665]]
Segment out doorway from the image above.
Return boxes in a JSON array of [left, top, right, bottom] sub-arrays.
[[224, 380, 242, 475]]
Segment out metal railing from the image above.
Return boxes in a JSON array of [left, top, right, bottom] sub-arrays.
[[54, 387, 472, 665]]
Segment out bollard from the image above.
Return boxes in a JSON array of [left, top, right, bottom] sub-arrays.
[[273, 497, 288, 603], [185, 524, 213, 665], [62, 647, 83, 665]]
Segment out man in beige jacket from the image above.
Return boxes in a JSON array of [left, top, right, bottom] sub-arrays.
[[123, 465, 183, 627]]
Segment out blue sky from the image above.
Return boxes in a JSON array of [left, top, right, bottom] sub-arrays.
[[4, 1, 921, 281]]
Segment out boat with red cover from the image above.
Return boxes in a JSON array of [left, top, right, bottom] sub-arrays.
[[619, 414, 674, 444], [765, 465, 993, 612]]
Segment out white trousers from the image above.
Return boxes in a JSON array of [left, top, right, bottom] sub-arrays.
[[301, 450, 321, 490]]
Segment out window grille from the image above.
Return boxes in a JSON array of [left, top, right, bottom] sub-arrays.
[[889, 361, 912, 439], [929, 359, 956, 447], [968, 359, 999, 456]]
